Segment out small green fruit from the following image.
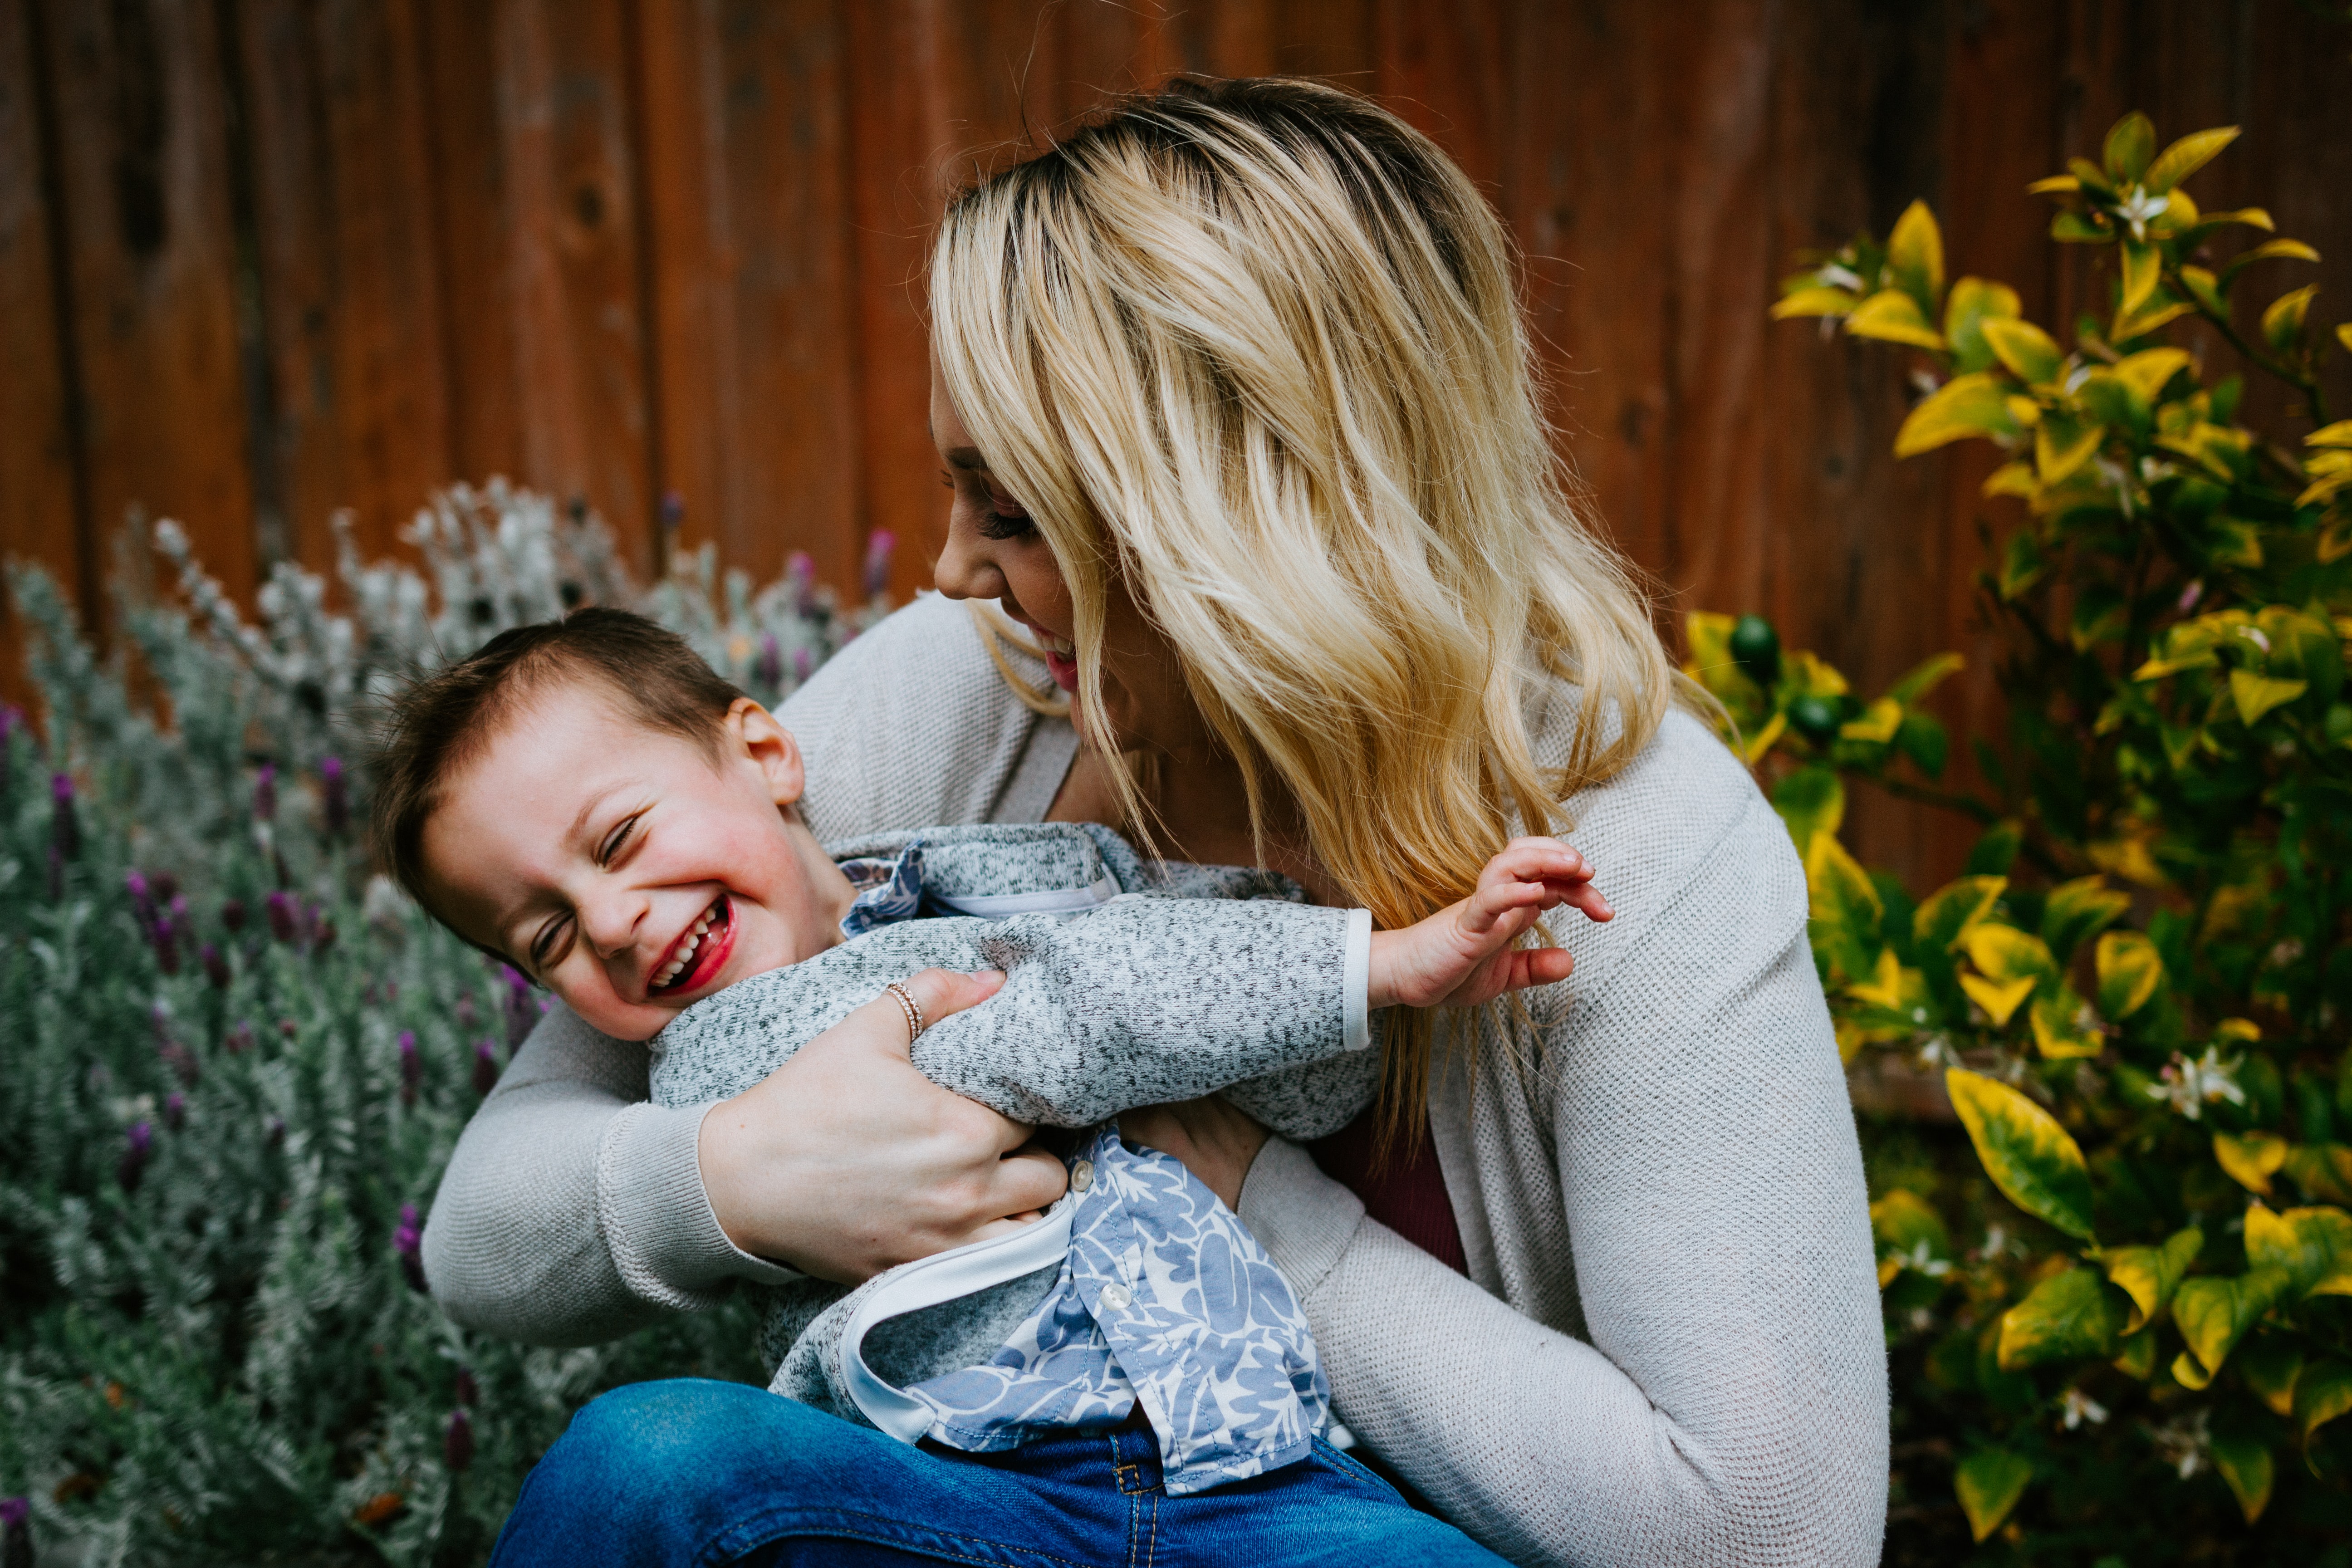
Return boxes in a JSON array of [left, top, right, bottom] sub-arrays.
[[1788, 694, 1844, 745], [1730, 615, 1782, 686]]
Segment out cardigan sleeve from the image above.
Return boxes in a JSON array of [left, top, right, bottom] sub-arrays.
[[418, 595, 1064, 1343], [1237, 786, 1888, 1567]]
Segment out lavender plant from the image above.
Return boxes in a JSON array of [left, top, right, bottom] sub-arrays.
[[0, 488, 890, 1564]]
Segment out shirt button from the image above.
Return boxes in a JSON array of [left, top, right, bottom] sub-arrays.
[[1099, 1282, 1131, 1311], [1071, 1159, 1094, 1193]]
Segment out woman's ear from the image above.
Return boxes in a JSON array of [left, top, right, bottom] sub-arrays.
[[727, 699, 806, 808]]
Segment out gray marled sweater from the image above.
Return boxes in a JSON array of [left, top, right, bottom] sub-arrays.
[[643, 820, 1377, 1411]]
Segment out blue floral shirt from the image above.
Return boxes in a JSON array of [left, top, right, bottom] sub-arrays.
[[836, 843, 1332, 1494]]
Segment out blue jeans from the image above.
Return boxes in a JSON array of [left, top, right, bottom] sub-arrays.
[[490, 1379, 1508, 1568]]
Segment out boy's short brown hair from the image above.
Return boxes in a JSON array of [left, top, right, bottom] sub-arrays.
[[370, 607, 746, 911]]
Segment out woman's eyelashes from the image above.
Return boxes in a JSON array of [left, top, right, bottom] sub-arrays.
[[977, 508, 1035, 541]]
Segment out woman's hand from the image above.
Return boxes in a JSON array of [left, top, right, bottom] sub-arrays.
[[1120, 1096, 1272, 1211], [695, 968, 1068, 1284]]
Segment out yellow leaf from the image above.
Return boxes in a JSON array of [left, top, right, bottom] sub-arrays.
[[1770, 285, 1859, 319], [2094, 931, 2162, 1019], [1839, 696, 1903, 744], [2172, 1350, 2214, 1389], [1887, 199, 1945, 308], [2245, 1205, 2352, 1297], [2145, 126, 2239, 193], [1738, 708, 1787, 764], [2026, 174, 2081, 196], [2102, 1227, 2202, 1333], [1895, 373, 2019, 457], [2240, 1338, 2303, 1416], [2086, 831, 2167, 889], [1983, 460, 2039, 500], [1954, 1447, 2032, 1544], [2119, 239, 2161, 316], [2029, 990, 2104, 1058], [2297, 1361, 2352, 1451], [2262, 284, 2317, 355], [1960, 973, 2038, 1028], [1962, 922, 2058, 985], [2229, 669, 2308, 725], [1998, 1268, 2129, 1369], [1946, 1068, 2096, 1241], [1980, 317, 2064, 386], [2112, 346, 2195, 408], [1846, 289, 1945, 350], [1913, 875, 2007, 950], [2102, 112, 2156, 183], [2035, 415, 2105, 484], [2214, 1133, 2288, 1196], [2306, 419, 2352, 449]]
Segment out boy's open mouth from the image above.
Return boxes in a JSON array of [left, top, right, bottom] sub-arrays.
[[648, 895, 733, 998]]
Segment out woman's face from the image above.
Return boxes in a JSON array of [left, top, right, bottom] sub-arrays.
[[928, 358, 1204, 756]]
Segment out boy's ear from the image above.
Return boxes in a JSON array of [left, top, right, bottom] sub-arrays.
[[727, 699, 806, 808]]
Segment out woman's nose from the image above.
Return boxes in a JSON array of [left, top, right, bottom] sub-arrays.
[[931, 522, 999, 602]]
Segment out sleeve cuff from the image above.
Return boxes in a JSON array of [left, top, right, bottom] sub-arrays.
[[1235, 1135, 1366, 1300], [1343, 908, 1372, 1053], [596, 1102, 804, 1304]]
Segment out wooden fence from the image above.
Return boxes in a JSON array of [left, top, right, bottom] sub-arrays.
[[0, 0, 2345, 883]]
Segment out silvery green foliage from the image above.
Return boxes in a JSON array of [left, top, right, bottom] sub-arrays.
[[0, 487, 887, 1564]]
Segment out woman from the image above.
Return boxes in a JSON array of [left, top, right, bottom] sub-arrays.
[[429, 77, 1887, 1566]]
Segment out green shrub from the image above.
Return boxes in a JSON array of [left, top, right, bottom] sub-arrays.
[[1695, 113, 2352, 1561], [0, 486, 887, 1564]]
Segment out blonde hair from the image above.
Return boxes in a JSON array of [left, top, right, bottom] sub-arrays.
[[932, 76, 1679, 1131]]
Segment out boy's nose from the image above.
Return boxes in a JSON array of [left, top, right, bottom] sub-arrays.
[[577, 893, 643, 961]]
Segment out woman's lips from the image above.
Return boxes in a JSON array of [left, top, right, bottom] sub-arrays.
[[1044, 649, 1079, 692]]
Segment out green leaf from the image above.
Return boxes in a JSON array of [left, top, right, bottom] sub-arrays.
[[2041, 876, 2131, 964], [1914, 876, 2006, 951], [1871, 1188, 1953, 1286], [1946, 1068, 2097, 1240], [2229, 669, 2308, 725], [2178, 263, 2226, 315], [1771, 765, 1844, 856], [1887, 199, 1945, 311], [1942, 278, 2020, 374], [1980, 317, 2064, 387], [2102, 1227, 2202, 1333], [1839, 696, 1903, 744], [2094, 930, 2162, 1019], [2112, 346, 2195, 410], [1806, 833, 1882, 981], [2035, 413, 2105, 485], [2298, 1361, 2352, 1452], [2144, 126, 2239, 193], [2241, 1337, 2305, 1416], [2210, 1436, 2274, 1524], [2262, 284, 2317, 355], [2052, 209, 2112, 244], [1895, 372, 2020, 457], [2030, 988, 2105, 1059], [1895, 710, 1949, 777], [1998, 1267, 2130, 1368], [2103, 112, 2156, 184], [2172, 1268, 2288, 1374], [1997, 530, 2046, 599], [1845, 288, 1945, 351], [1955, 1446, 2033, 1543]]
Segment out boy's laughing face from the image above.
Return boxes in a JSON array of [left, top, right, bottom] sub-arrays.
[[419, 679, 852, 1042]]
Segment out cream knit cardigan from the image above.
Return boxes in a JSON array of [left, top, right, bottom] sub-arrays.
[[420, 593, 1889, 1566]]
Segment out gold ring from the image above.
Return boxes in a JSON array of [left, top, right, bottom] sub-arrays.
[[885, 980, 925, 1043]]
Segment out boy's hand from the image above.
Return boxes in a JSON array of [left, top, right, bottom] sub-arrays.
[[1367, 837, 1610, 1011]]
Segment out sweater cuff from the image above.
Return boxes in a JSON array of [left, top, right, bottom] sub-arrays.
[[1343, 908, 1372, 1053], [1236, 1135, 1366, 1300], [597, 1102, 804, 1303]]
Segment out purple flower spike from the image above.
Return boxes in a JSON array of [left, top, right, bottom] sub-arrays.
[[164, 1092, 186, 1132], [118, 1121, 153, 1193], [265, 891, 298, 944], [503, 967, 536, 1048], [395, 1202, 428, 1293], [0, 1494, 27, 1558], [455, 1367, 479, 1408], [220, 897, 248, 933], [253, 764, 278, 823], [862, 529, 896, 600], [754, 633, 782, 690], [202, 942, 230, 989], [454, 995, 479, 1029], [152, 870, 179, 903], [321, 756, 348, 837], [398, 1031, 421, 1108], [125, 869, 152, 906], [472, 1040, 500, 1096], [444, 1406, 475, 1471], [788, 551, 817, 615]]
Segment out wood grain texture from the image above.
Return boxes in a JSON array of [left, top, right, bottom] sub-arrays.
[[7, 0, 2345, 879]]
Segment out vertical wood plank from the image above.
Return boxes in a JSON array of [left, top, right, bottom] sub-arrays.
[[38, 0, 255, 601], [491, 0, 657, 570], [0, 0, 86, 653]]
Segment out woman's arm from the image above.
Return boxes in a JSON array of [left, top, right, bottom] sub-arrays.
[[1238, 801, 1888, 1568], [419, 596, 1068, 1339]]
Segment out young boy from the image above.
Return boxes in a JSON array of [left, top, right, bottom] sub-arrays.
[[375, 608, 1606, 1496]]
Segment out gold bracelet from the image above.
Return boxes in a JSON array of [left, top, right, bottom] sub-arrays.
[[884, 980, 925, 1044]]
